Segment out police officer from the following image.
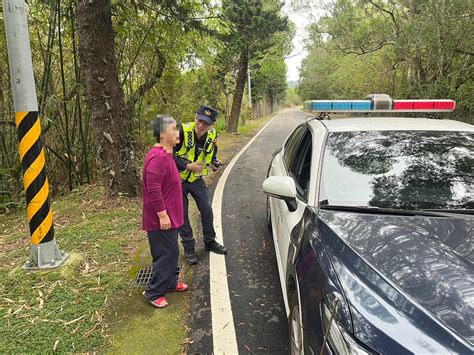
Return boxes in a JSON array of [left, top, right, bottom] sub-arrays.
[[174, 105, 227, 265]]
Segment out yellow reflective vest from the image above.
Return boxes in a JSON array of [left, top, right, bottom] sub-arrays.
[[176, 122, 217, 182]]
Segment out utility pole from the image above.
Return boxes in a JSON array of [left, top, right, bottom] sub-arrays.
[[247, 62, 253, 121], [3, 0, 68, 269]]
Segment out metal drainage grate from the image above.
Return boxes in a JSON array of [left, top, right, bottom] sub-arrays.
[[132, 265, 183, 287], [132, 265, 154, 287]]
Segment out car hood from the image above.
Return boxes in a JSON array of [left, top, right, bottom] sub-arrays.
[[318, 210, 474, 347]]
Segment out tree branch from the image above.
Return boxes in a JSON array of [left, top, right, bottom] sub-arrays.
[[137, 2, 220, 37], [367, 0, 400, 33], [0, 120, 16, 127], [126, 48, 166, 114], [455, 49, 474, 56], [120, 13, 159, 87]]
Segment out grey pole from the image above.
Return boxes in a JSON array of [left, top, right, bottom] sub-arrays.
[[247, 62, 252, 120], [3, 0, 38, 111], [3, 0, 68, 270]]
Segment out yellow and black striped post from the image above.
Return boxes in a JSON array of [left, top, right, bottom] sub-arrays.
[[247, 63, 253, 121], [16, 112, 54, 244], [4, 0, 67, 269]]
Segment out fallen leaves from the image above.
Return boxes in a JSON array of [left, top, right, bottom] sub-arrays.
[[64, 315, 86, 326], [53, 339, 59, 351]]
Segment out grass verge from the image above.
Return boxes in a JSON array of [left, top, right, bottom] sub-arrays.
[[0, 111, 278, 353], [0, 185, 142, 352]]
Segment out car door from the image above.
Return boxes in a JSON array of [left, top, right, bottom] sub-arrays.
[[269, 127, 304, 247], [268, 125, 306, 301], [276, 127, 313, 277]]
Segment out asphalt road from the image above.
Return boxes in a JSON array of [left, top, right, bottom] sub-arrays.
[[187, 109, 306, 353]]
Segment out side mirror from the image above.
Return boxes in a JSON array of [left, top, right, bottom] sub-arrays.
[[263, 176, 297, 212]]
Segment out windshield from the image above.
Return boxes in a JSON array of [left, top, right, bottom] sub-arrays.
[[320, 130, 474, 210]]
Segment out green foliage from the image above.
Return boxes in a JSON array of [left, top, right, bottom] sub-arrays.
[[284, 87, 302, 106], [221, 0, 290, 131], [250, 21, 294, 106], [252, 57, 288, 102], [297, 47, 335, 100], [0, 0, 292, 207], [0, 0, 237, 205], [222, 0, 289, 53], [214, 117, 227, 133], [299, 0, 473, 122]]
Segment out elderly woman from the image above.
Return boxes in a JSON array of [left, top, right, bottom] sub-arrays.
[[142, 115, 188, 308]]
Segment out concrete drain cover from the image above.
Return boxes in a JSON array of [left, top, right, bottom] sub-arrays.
[[132, 265, 182, 287]]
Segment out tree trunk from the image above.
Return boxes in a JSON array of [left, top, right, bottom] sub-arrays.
[[227, 49, 248, 133], [269, 91, 274, 113], [76, 0, 139, 196], [224, 92, 231, 124]]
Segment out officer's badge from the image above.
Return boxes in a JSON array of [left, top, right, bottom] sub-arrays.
[[205, 109, 211, 116]]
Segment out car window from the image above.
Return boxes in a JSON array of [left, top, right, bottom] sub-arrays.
[[319, 130, 474, 210], [289, 129, 312, 200], [283, 126, 305, 168]]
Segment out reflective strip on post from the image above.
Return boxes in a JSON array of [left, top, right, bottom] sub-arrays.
[[15, 111, 54, 245]]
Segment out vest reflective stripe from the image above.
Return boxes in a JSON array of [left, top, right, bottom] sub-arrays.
[[177, 122, 216, 182]]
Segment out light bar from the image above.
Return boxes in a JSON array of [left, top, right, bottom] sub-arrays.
[[393, 100, 455, 111], [304, 95, 456, 113], [310, 100, 372, 112]]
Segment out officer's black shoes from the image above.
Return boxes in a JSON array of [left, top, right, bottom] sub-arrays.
[[185, 250, 198, 265], [205, 241, 227, 255], [185, 243, 227, 263]]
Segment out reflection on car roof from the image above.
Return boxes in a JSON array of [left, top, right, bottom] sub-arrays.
[[309, 117, 474, 132]]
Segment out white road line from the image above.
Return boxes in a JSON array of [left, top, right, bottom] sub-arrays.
[[210, 111, 285, 354]]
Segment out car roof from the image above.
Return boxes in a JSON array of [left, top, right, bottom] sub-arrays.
[[307, 117, 474, 132]]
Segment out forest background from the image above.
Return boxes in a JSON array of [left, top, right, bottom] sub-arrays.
[[1, 0, 472, 211], [0, 0, 472, 352]]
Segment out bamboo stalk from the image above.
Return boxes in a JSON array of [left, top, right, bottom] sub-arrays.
[[57, 0, 73, 191], [39, 4, 57, 115]]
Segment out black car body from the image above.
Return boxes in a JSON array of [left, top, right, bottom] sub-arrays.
[[288, 207, 473, 354]]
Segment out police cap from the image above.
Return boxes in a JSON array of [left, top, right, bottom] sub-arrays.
[[196, 105, 218, 125]]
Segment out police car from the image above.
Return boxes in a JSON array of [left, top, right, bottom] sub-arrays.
[[263, 95, 473, 354]]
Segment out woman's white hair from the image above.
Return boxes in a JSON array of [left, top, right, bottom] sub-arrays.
[[152, 114, 176, 142]]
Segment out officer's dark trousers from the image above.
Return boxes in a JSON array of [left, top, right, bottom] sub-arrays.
[[144, 229, 179, 300], [179, 179, 216, 252]]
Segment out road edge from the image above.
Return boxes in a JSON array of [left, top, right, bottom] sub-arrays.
[[210, 110, 286, 354]]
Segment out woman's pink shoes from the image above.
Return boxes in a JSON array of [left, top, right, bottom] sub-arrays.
[[143, 282, 188, 309], [167, 281, 188, 292], [149, 296, 168, 308]]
